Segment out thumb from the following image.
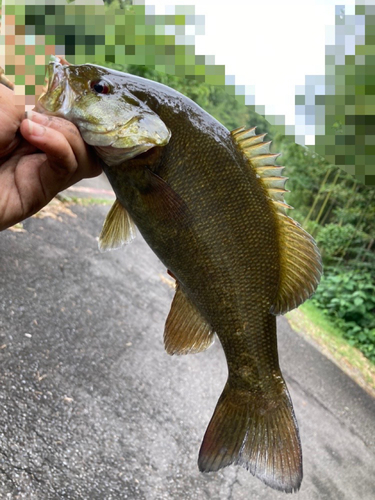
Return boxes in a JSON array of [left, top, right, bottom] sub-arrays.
[[20, 112, 101, 189]]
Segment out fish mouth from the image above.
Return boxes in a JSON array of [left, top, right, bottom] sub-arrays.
[[81, 110, 171, 164], [45, 56, 66, 89], [37, 58, 72, 115], [47, 67, 62, 93]]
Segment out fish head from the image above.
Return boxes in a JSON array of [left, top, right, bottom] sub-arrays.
[[36, 58, 171, 164]]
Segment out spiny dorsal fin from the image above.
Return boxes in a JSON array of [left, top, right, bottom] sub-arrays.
[[98, 199, 136, 252], [231, 127, 288, 206], [164, 282, 214, 355], [231, 126, 322, 314]]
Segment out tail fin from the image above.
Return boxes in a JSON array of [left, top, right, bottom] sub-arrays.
[[198, 381, 302, 493]]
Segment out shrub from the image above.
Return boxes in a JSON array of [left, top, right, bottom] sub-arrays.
[[312, 269, 375, 362], [316, 224, 356, 260]]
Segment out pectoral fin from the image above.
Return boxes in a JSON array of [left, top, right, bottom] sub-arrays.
[[98, 199, 136, 252], [140, 169, 190, 223], [164, 283, 214, 355]]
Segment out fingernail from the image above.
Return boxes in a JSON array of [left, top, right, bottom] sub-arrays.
[[25, 109, 49, 124], [27, 119, 45, 136], [25, 110, 36, 120]]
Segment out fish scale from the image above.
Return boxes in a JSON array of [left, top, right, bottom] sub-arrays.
[[36, 58, 322, 493]]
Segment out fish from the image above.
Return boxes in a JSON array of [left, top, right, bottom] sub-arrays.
[[36, 57, 322, 493]]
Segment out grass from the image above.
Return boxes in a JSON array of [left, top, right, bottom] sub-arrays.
[[286, 301, 375, 397], [7, 196, 113, 230], [57, 194, 113, 206]]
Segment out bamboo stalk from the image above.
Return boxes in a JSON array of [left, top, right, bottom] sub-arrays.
[[336, 190, 375, 267], [313, 169, 340, 231], [338, 180, 358, 227], [303, 168, 332, 227], [361, 238, 374, 263], [321, 198, 336, 225]]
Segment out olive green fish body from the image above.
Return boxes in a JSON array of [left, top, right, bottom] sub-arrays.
[[37, 60, 322, 493], [102, 78, 278, 324]]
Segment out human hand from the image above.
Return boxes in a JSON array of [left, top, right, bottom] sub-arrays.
[[0, 83, 102, 231]]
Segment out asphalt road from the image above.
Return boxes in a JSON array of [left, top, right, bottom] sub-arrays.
[[0, 200, 374, 500]]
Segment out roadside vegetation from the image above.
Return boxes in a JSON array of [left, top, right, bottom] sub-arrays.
[[287, 303, 375, 395]]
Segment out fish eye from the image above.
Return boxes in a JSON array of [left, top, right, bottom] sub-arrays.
[[90, 80, 110, 94]]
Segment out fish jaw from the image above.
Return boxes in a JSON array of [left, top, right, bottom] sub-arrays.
[[80, 107, 171, 166], [37, 59, 75, 116], [94, 143, 156, 166], [36, 58, 171, 164]]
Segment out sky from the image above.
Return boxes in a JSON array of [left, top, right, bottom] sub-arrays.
[[140, 0, 357, 141]]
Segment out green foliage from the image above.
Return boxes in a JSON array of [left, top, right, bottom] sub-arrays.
[[270, 124, 374, 364], [316, 224, 359, 261], [273, 140, 330, 215], [312, 270, 375, 362], [272, 131, 375, 365]]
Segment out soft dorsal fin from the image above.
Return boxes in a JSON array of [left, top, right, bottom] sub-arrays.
[[231, 127, 322, 314], [271, 213, 322, 314], [98, 199, 136, 252], [164, 282, 215, 355]]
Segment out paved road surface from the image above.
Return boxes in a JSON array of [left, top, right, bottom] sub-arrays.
[[0, 202, 374, 499]]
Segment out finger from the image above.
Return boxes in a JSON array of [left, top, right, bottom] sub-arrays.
[[0, 83, 23, 121], [20, 118, 80, 187], [25, 110, 86, 162], [21, 112, 102, 182], [0, 85, 24, 157], [25, 111, 102, 179], [19, 118, 98, 197]]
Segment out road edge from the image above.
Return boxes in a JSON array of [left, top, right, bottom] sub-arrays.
[[286, 306, 375, 399]]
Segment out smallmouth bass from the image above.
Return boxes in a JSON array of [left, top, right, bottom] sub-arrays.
[[36, 58, 322, 493]]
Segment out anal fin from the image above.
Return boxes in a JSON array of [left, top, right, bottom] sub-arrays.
[[98, 199, 136, 252], [164, 283, 214, 355]]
